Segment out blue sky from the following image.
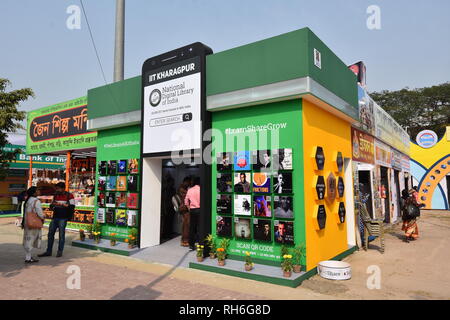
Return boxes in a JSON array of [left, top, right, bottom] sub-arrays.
[[1, 0, 449, 113]]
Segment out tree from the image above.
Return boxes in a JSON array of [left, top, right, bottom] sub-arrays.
[[371, 82, 450, 139], [0, 78, 34, 179]]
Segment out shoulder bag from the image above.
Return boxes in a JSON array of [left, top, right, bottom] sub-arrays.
[[25, 199, 44, 229]]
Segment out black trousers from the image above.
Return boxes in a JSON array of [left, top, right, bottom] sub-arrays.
[[189, 208, 200, 248]]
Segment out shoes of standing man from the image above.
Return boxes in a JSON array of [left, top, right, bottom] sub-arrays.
[[38, 252, 51, 257], [56, 251, 63, 257]]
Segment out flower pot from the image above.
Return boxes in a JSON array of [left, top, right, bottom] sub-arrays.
[[110, 240, 116, 247], [245, 264, 253, 272], [79, 234, 85, 241], [218, 260, 225, 266], [128, 244, 136, 249], [293, 265, 302, 273], [209, 253, 216, 259], [88, 234, 94, 240], [197, 256, 204, 262], [94, 238, 100, 244], [283, 271, 292, 278]]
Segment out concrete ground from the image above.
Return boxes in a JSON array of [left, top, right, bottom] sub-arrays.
[[0, 210, 449, 300]]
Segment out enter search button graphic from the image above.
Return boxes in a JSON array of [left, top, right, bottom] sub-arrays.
[[149, 113, 192, 127]]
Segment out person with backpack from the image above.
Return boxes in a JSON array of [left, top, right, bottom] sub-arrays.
[[401, 188, 423, 243], [21, 187, 45, 263], [38, 182, 74, 257]]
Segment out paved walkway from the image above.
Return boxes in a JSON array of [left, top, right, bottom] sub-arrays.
[[1, 210, 449, 300]]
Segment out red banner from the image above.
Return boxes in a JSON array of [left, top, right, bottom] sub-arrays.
[[352, 127, 374, 164]]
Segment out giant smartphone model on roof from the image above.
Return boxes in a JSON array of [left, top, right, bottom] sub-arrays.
[[141, 42, 212, 157]]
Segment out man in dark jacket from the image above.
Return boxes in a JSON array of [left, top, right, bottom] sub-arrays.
[[39, 182, 74, 257]]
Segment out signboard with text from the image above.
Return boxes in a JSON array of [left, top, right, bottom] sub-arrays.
[[351, 127, 375, 164], [142, 57, 202, 155], [26, 97, 97, 154], [3, 144, 65, 169]]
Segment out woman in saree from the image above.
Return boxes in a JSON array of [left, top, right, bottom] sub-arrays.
[[401, 188, 421, 242]]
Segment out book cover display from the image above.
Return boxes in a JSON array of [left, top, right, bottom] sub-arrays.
[[217, 173, 232, 193], [234, 151, 251, 171], [98, 176, 106, 191], [216, 216, 232, 237], [116, 176, 127, 191], [252, 150, 271, 171], [96, 158, 141, 230], [127, 175, 138, 192], [274, 196, 294, 219], [115, 209, 127, 226], [216, 194, 232, 214], [97, 208, 106, 223], [108, 160, 117, 175], [107, 176, 116, 191], [217, 152, 232, 172], [106, 192, 116, 208], [215, 149, 295, 247], [115, 192, 127, 208], [118, 160, 127, 174], [273, 148, 293, 170], [274, 220, 294, 245], [106, 209, 115, 224], [127, 193, 139, 209], [127, 210, 138, 227], [97, 193, 106, 207], [128, 159, 139, 174], [234, 172, 251, 193], [252, 172, 271, 193], [253, 219, 272, 242], [99, 161, 107, 176], [234, 217, 251, 239], [253, 195, 271, 217], [234, 194, 251, 216]]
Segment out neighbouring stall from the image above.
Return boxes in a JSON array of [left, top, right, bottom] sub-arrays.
[[26, 96, 97, 231], [0, 144, 65, 216]]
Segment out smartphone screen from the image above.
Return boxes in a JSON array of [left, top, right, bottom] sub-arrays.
[[141, 42, 212, 157]]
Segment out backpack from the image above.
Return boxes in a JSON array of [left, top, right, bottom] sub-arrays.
[[405, 203, 420, 219]]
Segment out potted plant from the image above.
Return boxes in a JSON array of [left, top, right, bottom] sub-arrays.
[[219, 238, 230, 253], [196, 244, 205, 262], [293, 243, 305, 273], [93, 231, 101, 244], [205, 234, 216, 259], [110, 233, 117, 246], [281, 254, 293, 277], [216, 247, 226, 266], [79, 229, 86, 241], [126, 227, 138, 249], [86, 223, 94, 239], [244, 251, 254, 271]]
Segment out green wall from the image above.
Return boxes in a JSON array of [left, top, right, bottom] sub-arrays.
[[206, 28, 358, 109], [95, 125, 141, 239], [211, 99, 305, 265], [87, 76, 141, 120]]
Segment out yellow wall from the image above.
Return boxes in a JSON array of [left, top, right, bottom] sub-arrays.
[[410, 126, 450, 209], [410, 127, 450, 168], [302, 99, 352, 271]]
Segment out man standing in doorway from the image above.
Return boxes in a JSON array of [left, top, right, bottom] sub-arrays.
[[185, 176, 200, 251], [39, 182, 74, 258]]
